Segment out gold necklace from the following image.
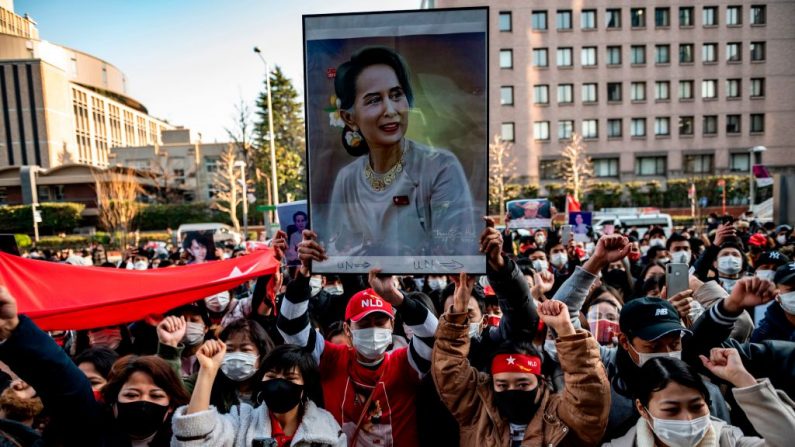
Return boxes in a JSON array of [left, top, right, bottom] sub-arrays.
[[364, 147, 405, 192]]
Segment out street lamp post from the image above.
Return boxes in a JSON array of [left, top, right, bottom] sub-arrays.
[[253, 47, 280, 218], [234, 161, 248, 242], [748, 145, 767, 210]]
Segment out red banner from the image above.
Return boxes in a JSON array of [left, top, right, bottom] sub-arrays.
[[566, 194, 581, 212], [0, 250, 280, 331]]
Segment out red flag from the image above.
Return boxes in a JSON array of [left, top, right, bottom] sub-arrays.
[[0, 250, 280, 331], [566, 194, 581, 212]]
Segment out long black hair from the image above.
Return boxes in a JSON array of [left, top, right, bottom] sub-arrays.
[[634, 357, 711, 408], [334, 46, 414, 156], [257, 344, 325, 409]]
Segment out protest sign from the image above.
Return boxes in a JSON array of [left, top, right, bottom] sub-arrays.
[[569, 211, 592, 242], [277, 200, 309, 266], [507, 199, 553, 229]]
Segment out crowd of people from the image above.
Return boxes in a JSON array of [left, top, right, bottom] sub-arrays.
[[1, 211, 794, 446]]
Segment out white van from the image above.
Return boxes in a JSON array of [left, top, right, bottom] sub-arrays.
[[592, 213, 673, 238], [176, 223, 242, 246]]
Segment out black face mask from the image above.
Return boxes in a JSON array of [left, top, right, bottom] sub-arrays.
[[255, 378, 304, 414], [493, 387, 541, 425], [115, 401, 169, 439], [604, 269, 630, 290]]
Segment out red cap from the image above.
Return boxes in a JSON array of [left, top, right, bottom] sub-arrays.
[[749, 234, 767, 247], [491, 353, 542, 376], [345, 288, 395, 322], [484, 285, 496, 296]]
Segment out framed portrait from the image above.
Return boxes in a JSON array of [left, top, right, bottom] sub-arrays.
[[276, 200, 309, 266], [304, 8, 488, 274], [568, 211, 592, 242], [181, 231, 217, 265], [506, 199, 553, 229]]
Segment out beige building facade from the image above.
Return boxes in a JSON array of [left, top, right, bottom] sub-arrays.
[[432, 0, 795, 187], [0, 0, 173, 171]]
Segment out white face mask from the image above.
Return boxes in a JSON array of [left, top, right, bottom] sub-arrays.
[[221, 352, 258, 381], [428, 278, 447, 291], [628, 343, 682, 367], [183, 322, 206, 346], [309, 276, 323, 297], [717, 256, 743, 276], [640, 246, 650, 256], [125, 261, 135, 270], [777, 235, 788, 245], [645, 412, 711, 447], [649, 238, 666, 248], [671, 251, 691, 265], [658, 257, 671, 265], [468, 322, 482, 339], [550, 253, 568, 268], [204, 292, 231, 313], [324, 285, 344, 296], [779, 291, 795, 315], [413, 278, 425, 290], [351, 327, 392, 359], [134, 260, 149, 270], [531, 259, 549, 273], [755, 269, 775, 281]]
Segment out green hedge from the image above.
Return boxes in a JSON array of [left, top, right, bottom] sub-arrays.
[[0, 203, 85, 234]]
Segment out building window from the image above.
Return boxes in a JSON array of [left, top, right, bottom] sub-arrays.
[[205, 157, 219, 173], [500, 86, 514, 105], [606, 9, 621, 29], [557, 10, 572, 30], [750, 5, 766, 25], [679, 116, 695, 135], [750, 42, 766, 61], [655, 81, 670, 100], [679, 44, 694, 63], [702, 43, 717, 63], [750, 114, 765, 133], [500, 49, 513, 68], [533, 48, 548, 67], [636, 156, 667, 176], [558, 120, 574, 140], [726, 79, 741, 99], [607, 82, 622, 102], [533, 121, 550, 141], [726, 114, 742, 134], [655, 45, 670, 64], [594, 158, 619, 177], [533, 85, 549, 104], [631, 8, 646, 28], [581, 47, 597, 66], [582, 9, 596, 29], [680, 7, 694, 27], [540, 160, 561, 180], [108, 104, 121, 147], [726, 42, 742, 62], [501, 122, 515, 141], [0, 187, 6, 204], [679, 80, 694, 100], [655, 117, 670, 136], [655, 7, 671, 27], [532, 10, 548, 30], [750, 78, 765, 97], [730, 153, 751, 172], [726, 5, 742, 25], [582, 83, 598, 103], [703, 115, 718, 135], [703, 6, 718, 26], [72, 89, 91, 163], [631, 118, 647, 137], [631, 82, 647, 101], [607, 46, 622, 65], [37, 186, 50, 202], [499, 11, 512, 32], [607, 119, 623, 138], [557, 84, 573, 104], [582, 119, 598, 139], [684, 154, 714, 174], [631, 45, 646, 64], [557, 47, 573, 67], [702, 80, 718, 99]]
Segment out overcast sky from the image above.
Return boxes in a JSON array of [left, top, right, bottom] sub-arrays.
[[17, 0, 420, 141]]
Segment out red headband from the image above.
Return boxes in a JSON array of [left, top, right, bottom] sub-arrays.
[[491, 353, 542, 376]]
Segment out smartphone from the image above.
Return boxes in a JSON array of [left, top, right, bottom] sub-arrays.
[[561, 225, 573, 245], [252, 439, 277, 447], [0, 234, 20, 256], [666, 263, 689, 298]]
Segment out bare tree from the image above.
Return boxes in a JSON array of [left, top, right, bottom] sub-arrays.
[[93, 167, 143, 249], [211, 144, 242, 232], [557, 133, 593, 203], [489, 134, 518, 215]]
